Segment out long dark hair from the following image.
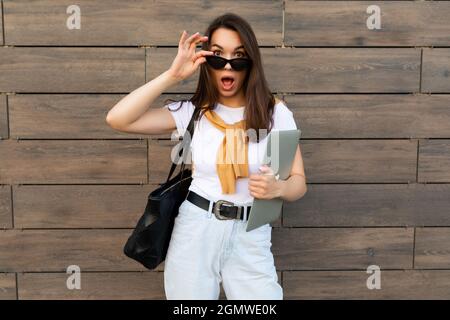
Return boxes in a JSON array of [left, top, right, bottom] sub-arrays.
[[165, 12, 278, 142]]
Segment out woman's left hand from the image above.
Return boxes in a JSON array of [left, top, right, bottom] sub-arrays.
[[248, 164, 283, 200]]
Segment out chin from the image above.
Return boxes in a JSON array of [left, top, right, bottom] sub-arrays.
[[219, 89, 237, 96]]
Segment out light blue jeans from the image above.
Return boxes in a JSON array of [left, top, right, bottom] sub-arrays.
[[164, 198, 283, 300]]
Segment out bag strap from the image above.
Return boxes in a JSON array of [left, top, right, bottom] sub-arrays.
[[164, 100, 203, 183]]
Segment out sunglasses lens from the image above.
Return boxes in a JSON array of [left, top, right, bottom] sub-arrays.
[[230, 59, 252, 71], [206, 56, 226, 69], [205, 56, 252, 71]]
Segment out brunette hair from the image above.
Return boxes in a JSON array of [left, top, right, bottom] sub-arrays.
[[165, 12, 280, 142]]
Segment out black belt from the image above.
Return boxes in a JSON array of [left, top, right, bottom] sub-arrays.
[[186, 191, 252, 221]]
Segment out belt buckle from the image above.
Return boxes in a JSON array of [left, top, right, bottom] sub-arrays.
[[213, 199, 237, 220]]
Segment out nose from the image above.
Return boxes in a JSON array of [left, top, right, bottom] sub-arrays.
[[223, 54, 234, 70]]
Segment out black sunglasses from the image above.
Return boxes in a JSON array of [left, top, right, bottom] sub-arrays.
[[205, 55, 252, 71]]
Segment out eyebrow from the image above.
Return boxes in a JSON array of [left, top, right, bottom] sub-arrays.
[[211, 44, 245, 52]]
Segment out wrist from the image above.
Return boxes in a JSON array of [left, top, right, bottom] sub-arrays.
[[276, 179, 286, 199], [164, 69, 182, 85]]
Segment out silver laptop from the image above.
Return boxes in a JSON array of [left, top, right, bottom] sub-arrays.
[[246, 129, 301, 232]]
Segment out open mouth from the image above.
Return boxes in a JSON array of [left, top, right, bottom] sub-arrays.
[[220, 76, 235, 90]]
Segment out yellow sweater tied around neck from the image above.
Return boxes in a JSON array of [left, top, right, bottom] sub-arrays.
[[203, 109, 249, 194], [199, 98, 280, 194]]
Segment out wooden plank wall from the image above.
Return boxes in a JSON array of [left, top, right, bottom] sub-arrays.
[[1, 0, 450, 300]]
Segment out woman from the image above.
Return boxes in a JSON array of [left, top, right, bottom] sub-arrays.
[[106, 13, 307, 300]]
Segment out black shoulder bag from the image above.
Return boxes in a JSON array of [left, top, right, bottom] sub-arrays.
[[123, 100, 201, 270]]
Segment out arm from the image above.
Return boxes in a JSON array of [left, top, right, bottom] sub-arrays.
[[249, 144, 307, 202], [276, 144, 307, 202], [106, 30, 213, 135], [105, 70, 180, 134]]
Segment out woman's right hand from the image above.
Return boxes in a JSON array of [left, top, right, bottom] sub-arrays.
[[167, 30, 214, 82]]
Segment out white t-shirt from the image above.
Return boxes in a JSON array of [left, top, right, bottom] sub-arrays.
[[164, 99, 298, 206]]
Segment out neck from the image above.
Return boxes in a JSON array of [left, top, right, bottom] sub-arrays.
[[218, 101, 245, 108], [218, 95, 246, 108]]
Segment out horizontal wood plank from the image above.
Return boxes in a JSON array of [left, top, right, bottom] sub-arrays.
[[13, 185, 155, 229], [10, 94, 137, 139], [263, 48, 420, 93], [283, 184, 450, 227], [418, 139, 450, 182], [283, 270, 450, 299], [18, 272, 165, 300], [0, 273, 16, 300], [285, 1, 450, 46], [284, 94, 450, 139], [0, 229, 149, 272], [0, 185, 12, 229], [4, 0, 282, 46], [300, 139, 417, 183], [422, 49, 450, 93], [0, 140, 147, 184], [8, 94, 188, 139], [272, 228, 414, 270], [0, 47, 145, 93], [415, 228, 450, 269], [147, 48, 421, 93]]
